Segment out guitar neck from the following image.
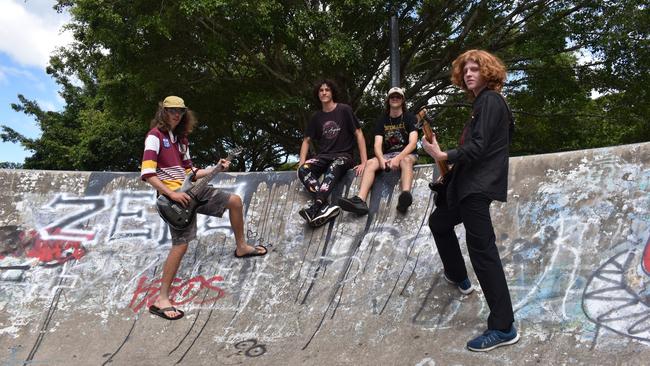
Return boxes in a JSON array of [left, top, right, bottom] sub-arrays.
[[187, 155, 233, 196], [187, 166, 223, 197], [417, 109, 449, 176]]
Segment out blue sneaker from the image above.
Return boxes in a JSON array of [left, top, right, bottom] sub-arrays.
[[467, 325, 520, 352], [443, 273, 474, 295]]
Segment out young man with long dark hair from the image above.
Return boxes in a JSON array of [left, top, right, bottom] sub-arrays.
[[297, 80, 368, 227], [141, 96, 266, 320]]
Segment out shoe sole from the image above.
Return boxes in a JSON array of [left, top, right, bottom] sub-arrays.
[[459, 286, 475, 295], [310, 207, 341, 227], [338, 199, 368, 215], [467, 332, 520, 352]]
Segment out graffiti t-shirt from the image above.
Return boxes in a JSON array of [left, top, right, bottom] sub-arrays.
[[373, 112, 417, 154], [305, 103, 361, 159]]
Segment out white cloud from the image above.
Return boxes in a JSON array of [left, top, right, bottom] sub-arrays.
[[0, 64, 38, 84], [0, 0, 73, 68]]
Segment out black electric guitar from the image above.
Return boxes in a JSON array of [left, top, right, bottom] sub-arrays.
[[156, 147, 243, 229], [416, 109, 453, 204]]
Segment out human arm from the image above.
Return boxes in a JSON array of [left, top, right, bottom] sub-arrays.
[[354, 128, 367, 176], [193, 158, 231, 179], [421, 134, 448, 162], [145, 175, 191, 207]]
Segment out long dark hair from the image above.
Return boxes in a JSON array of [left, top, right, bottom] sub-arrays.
[[149, 102, 197, 140], [312, 79, 340, 106]]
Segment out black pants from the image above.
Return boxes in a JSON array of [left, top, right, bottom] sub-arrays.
[[428, 193, 514, 330], [297, 155, 353, 203]]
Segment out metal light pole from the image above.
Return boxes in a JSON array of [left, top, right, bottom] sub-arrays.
[[389, 8, 400, 88]]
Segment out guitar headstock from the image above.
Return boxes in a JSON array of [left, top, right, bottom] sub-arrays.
[[415, 108, 435, 129], [414, 108, 436, 143], [225, 146, 244, 161]]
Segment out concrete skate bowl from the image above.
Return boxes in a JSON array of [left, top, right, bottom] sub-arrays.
[[0, 142, 648, 365]]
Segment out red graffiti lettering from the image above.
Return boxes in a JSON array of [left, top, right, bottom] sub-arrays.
[[26, 228, 89, 266], [2, 228, 90, 267], [129, 275, 226, 312]]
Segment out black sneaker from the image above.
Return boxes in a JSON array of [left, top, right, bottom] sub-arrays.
[[299, 201, 322, 223], [338, 195, 369, 215], [396, 191, 413, 213], [310, 202, 341, 227], [467, 325, 519, 352]]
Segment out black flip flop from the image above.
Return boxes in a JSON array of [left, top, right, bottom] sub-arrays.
[[149, 305, 184, 320], [234, 245, 268, 258]]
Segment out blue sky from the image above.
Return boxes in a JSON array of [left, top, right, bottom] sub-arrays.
[[0, 1, 72, 164]]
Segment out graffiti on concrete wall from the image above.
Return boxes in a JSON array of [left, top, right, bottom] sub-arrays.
[[128, 274, 226, 312], [643, 238, 650, 276], [0, 226, 89, 274], [583, 235, 650, 343], [0, 148, 648, 363], [0, 189, 239, 339]]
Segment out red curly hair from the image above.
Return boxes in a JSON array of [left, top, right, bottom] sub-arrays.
[[451, 49, 506, 96]]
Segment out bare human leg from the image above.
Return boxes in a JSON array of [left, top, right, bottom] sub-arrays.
[[399, 155, 416, 192], [152, 243, 188, 318], [357, 158, 381, 201], [227, 194, 267, 257]]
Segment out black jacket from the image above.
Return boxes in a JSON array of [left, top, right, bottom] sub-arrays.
[[445, 89, 514, 207]]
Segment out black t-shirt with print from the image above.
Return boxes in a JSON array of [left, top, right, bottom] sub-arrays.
[[305, 103, 361, 158], [372, 111, 417, 154]]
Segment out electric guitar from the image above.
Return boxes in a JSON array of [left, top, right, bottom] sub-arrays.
[[416, 108, 452, 199], [156, 146, 243, 230]]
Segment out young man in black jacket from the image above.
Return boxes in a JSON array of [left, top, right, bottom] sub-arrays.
[[422, 50, 518, 352]]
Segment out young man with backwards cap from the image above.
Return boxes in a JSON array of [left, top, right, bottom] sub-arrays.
[[141, 96, 267, 320], [297, 79, 368, 227], [338, 87, 418, 215]]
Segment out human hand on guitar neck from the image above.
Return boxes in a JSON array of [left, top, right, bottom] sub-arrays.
[[421, 134, 448, 162], [416, 108, 448, 162], [159, 158, 232, 208], [193, 159, 230, 179]]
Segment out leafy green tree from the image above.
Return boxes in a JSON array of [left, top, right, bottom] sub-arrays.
[[2, 0, 648, 171]]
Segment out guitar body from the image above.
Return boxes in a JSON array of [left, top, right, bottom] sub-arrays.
[[156, 193, 205, 230], [154, 146, 243, 230], [429, 175, 450, 207]]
